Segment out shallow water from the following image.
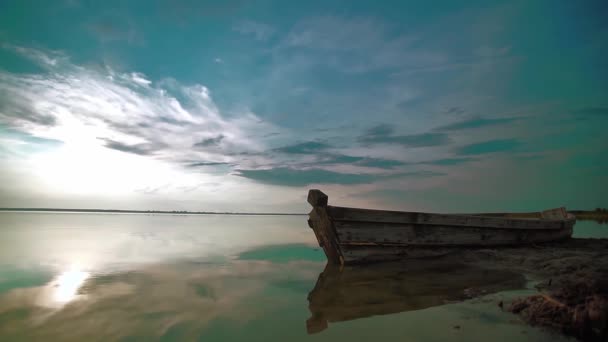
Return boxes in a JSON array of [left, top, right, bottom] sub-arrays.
[[1, 213, 602, 341]]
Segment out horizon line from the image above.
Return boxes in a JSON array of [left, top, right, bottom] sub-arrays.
[[0, 208, 307, 215]]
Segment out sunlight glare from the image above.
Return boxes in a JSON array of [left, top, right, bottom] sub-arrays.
[[52, 268, 89, 303]]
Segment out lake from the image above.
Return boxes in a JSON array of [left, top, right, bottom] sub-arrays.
[[0, 212, 604, 341]]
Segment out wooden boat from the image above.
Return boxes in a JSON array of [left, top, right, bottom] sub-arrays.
[[307, 189, 575, 265], [306, 260, 525, 334]]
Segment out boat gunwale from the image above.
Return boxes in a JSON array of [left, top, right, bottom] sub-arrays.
[[326, 205, 575, 231]]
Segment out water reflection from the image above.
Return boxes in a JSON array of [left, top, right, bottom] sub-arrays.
[[31, 266, 90, 308], [306, 260, 526, 334], [52, 268, 89, 304], [0, 258, 322, 340]]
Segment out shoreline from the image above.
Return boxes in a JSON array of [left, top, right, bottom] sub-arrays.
[[457, 238, 608, 341]]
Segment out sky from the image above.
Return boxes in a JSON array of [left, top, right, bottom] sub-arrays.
[[0, 0, 606, 213]]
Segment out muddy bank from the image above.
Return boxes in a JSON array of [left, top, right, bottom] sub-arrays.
[[457, 238, 608, 341]]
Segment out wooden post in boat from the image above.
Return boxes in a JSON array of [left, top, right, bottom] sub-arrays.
[[308, 189, 329, 207], [307, 189, 344, 265]]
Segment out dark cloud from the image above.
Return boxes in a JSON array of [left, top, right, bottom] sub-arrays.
[[364, 124, 394, 137], [359, 125, 450, 147], [313, 124, 357, 133], [318, 154, 406, 169], [421, 157, 476, 166], [194, 135, 225, 148], [445, 107, 465, 115], [99, 138, 158, 156], [435, 117, 518, 131], [398, 170, 446, 178], [389, 133, 449, 147], [186, 161, 231, 167], [572, 107, 608, 118], [0, 97, 57, 126], [158, 116, 190, 125], [456, 139, 521, 155], [319, 154, 364, 164], [514, 154, 545, 162], [357, 158, 406, 169], [234, 168, 376, 187], [273, 141, 331, 154]]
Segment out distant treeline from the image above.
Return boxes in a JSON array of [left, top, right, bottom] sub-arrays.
[[0, 208, 306, 215], [569, 208, 608, 223]]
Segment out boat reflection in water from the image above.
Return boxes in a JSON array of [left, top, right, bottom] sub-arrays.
[[306, 259, 526, 334]]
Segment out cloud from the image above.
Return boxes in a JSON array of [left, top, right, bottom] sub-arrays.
[[364, 124, 394, 137], [359, 124, 450, 147], [399, 170, 446, 178], [456, 139, 521, 155], [0, 46, 278, 170], [233, 20, 275, 41], [99, 138, 159, 156], [435, 116, 518, 131], [186, 161, 232, 167], [234, 168, 377, 187], [194, 135, 225, 148], [421, 157, 476, 166], [352, 158, 406, 169], [273, 141, 330, 154], [0, 102, 56, 126], [572, 107, 608, 118], [318, 154, 406, 169], [445, 107, 466, 115]]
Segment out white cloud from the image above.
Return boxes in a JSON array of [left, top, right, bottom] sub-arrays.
[[0, 47, 308, 210], [0, 47, 278, 166], [2, 44, 66, 68], [129, 72, 152, 86]]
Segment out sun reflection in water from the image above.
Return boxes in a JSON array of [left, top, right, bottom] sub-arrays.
[[53, 268, 89, 303], [36, 265, 91, 308]]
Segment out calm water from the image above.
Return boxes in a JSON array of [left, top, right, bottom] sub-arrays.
[[0, 213, 604, 341]]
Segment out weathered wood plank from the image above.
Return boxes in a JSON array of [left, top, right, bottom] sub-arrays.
[[329, 206, 570, 230], [335, 221, 416, 243], [339, 227, 572, 264], [335, 221, 573, 247]]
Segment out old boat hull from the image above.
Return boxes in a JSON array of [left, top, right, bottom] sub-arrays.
[[307, 190, 575, 265]]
